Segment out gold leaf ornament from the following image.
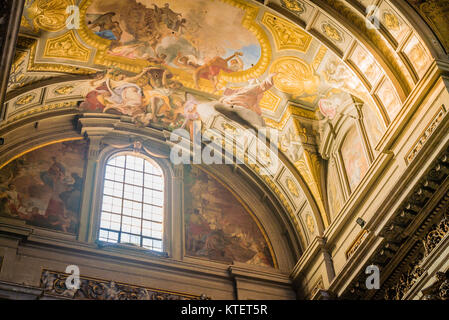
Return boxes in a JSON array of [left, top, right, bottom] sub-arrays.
[[44, 31, 90, 62], [383, 12, 400, 31], [286, 177, 299, 197], [270, 57, 320, 98], [54, 85, 75, 95], [27, 0, 72, 32], [15, 94, 36, 106], [306, 214, 315, 234], [281, 0, 305, 14], [322, 23, 343, 42]]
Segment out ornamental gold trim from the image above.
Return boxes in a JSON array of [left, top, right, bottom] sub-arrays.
[[23, 0, 73, 32], [305, 213, 315, 235], [264, 104, 317, 130], [346, 229, 369, 259], [26, 38, 95, 75], [286, 177, 299, 197], [383, 11, 400, 31], [269, 56, 319, 98], [312, 45, 327, 71], [322, 22, 343, 43], [261, 11, 312, 52], [2, 101, 79, 127], [280, 0, 305, 15], [260, 90, 282, 112], [295, 151, 328, 227], [43, 30, 91, 63], [54, 85, 75, 95], [15, 93, 36, 106]]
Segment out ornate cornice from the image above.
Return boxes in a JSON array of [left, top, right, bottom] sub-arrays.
[[41, 269, 209, 300], [343, 149, 449, 299]]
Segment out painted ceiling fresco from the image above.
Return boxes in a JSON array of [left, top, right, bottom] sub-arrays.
[[86, 0, 261, 73], [2, 0, 435, 237], [6, 0, 432, 128], [11, 0, 415, 123], [7, 0, 433, 130]]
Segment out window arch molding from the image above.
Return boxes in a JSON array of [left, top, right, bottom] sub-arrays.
[[86, 141, 176, 257]]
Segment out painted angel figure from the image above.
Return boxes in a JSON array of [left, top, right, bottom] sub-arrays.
[[193, 52, 244, 92], [215, 73, 276, 129]]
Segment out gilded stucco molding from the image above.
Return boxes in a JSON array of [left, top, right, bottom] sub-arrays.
[[261, 11, 312, 52], [24, 37, 96, 74], [345, 229, 369, 259], [310, 0, 412, 99], [43, 30, 91, 63], [41, 269, 209, 300], [22, 0, 73, 32], [264, 104, 317, 131], [0, 101, 79, 127], [295, 150, 328, 227], [260, 90, 282, 112]]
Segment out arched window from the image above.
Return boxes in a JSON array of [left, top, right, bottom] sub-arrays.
[[98, 153, 164, 252]]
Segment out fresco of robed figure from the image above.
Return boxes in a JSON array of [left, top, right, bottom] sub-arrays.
[[184, 165, 275, 268], [0, 140, 87, 233]]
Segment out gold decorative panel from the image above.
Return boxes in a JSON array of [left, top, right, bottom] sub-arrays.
[[305, 213, 315, 235], [261, 12, 312, 52], [270, 56, 319, 98], [260, 90, 282, 112], [403, 34, 432, 78], [322, 22, 343, 43], [286, 177, 299, 198], [312, 45, 327, 71], [15, 93, 36, 106], [54, 85, 75, 96], [23, 0, 73, 32], [280, 0, 306, 15], [43, 31, 90, 63]]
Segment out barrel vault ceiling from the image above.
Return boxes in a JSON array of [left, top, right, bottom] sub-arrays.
[[0, 0, 442, 248]]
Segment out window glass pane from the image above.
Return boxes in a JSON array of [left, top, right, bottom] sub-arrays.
[[142, 238, 153, 249], [125, 169, 143, 186], [115, 156, 126, 167], [99, 154, 164, 251], [111, 198, 122, 214], [105, 166, 124, 182], [145, 160, 162, 175], [153, 240, 163, 252], [121, 233, 130, 243]]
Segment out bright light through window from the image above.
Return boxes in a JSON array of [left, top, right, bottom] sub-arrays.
[[99, 154, 164, 252]]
